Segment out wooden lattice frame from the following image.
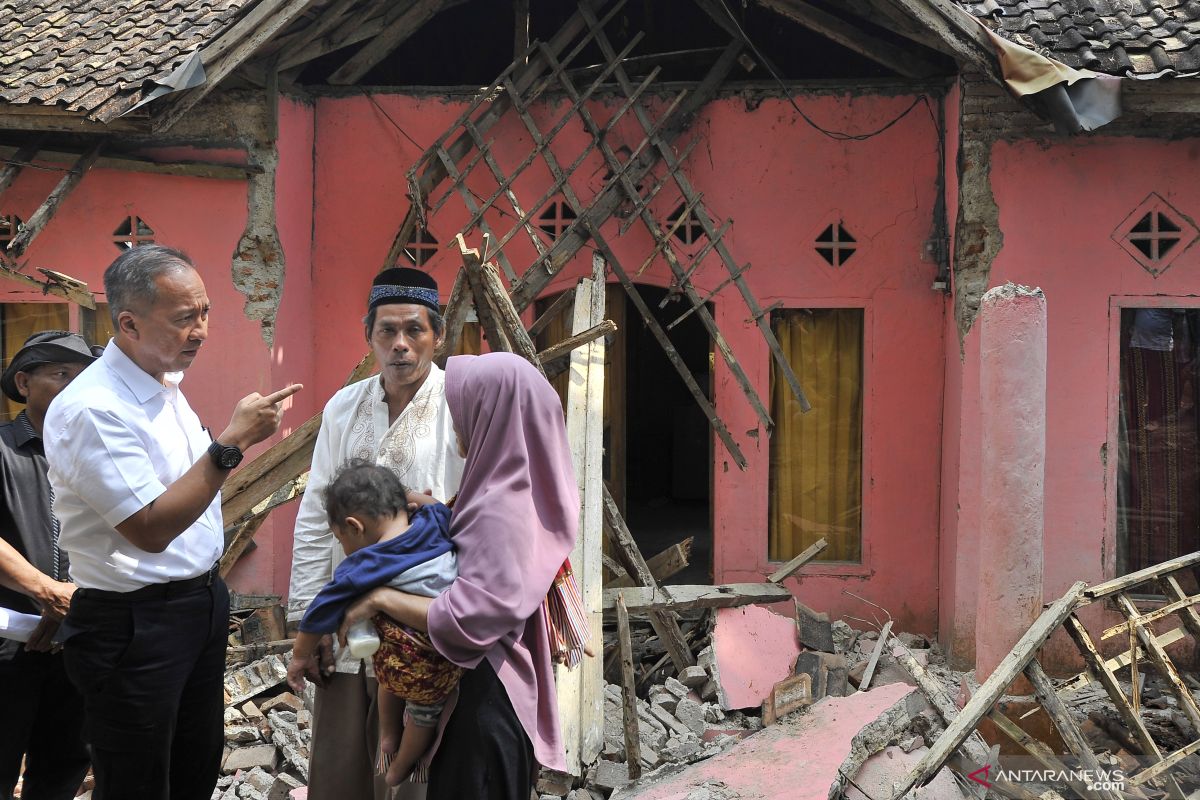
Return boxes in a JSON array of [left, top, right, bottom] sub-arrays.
[[386, 0, 812, 470]]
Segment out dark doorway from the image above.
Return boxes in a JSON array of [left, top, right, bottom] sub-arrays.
[[623, 285, 712, 585]]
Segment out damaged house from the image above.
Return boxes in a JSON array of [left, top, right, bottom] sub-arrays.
[[6, 0, 1200, 794]]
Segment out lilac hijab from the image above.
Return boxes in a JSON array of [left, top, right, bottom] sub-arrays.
[[427, 353, 580, 771]]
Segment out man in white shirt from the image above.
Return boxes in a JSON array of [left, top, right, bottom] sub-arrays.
[[44, 244, 301, 800], [288, 267, 463, 800]]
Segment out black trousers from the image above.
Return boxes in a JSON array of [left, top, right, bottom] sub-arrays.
[[0, 648, 89, 800], [427, 660, 535, 800], [61, 577, 229, 800]]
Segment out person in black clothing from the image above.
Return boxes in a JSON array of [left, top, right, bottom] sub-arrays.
[[0, 331, 97, 800]]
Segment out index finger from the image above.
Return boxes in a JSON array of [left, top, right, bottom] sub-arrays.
[[263, 383, 303, 405]]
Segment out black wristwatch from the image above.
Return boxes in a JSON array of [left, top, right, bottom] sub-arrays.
[[208, 440, 244, 470]]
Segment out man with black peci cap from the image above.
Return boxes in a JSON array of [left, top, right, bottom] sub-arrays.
[[289, 267, 464, 800], [0, 331, 96, 800]]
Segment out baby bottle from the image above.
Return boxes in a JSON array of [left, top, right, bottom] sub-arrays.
[[345, 619, 380, 658]]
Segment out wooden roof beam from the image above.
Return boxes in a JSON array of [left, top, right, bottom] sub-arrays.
[[759, 0, 944, 78], [6, 141, 103, 260], [274, 0, 394, 70], [828, 0, 958, 57], [327, 0, 448, 85], [877, 0, 1001, 80], [154, 0, 320, 133], [0, 138, 43, 198]]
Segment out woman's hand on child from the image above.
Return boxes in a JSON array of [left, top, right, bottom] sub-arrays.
[[338, 589, 381, 649], [405, 489, 440, 514]]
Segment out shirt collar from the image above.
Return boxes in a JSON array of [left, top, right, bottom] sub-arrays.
[[11, 410, 39, 448], [102, 340, 184, 405]]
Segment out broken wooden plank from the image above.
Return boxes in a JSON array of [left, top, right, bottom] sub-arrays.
[[1083, 551, 1200, 599], [222, 412, 321, 526], [507, 38, 745, 308], [219, 511, 270, 578], [434, 269, 471, 367], [457, 237, 513, 354], [535, 320, 616, 364], [858, 619, 892, 691], [608, 537, 693, 589], [767, 537, 828, 583], [0, 139, 42, 197], [1101, 590, 1200, 640], [886, 581, 1086, 800], [155, 0, 317, 133], [558, 258, 606, 771], [615, 592, 642, 780], [1157, 575, 1200, 643], [329, 1, 449, 84], [1060, 626, 1186, 692], [220, 350, 373, 562], [602, 487, 695, 671], [537, 42, 775, 430], [759, 0, 942, 78], [891, 638, 991, 768], [7, 141, 103, 259], [0, 263, 95, 308], [0, 144, 260, 181], [1130, 737, 1200, 786], [1025, 658, 1123, 800], [603, 582, 791, 613], [528, 286, 576, 338], [1115, 592, 1200, 731], [223, 472, 307, 549], [1061, 613, 1182, 796], [388, 3, 616, 268], [560, 7, 810, 415]]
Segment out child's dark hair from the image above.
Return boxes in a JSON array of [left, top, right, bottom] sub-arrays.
[[323, 459, 410, 528]]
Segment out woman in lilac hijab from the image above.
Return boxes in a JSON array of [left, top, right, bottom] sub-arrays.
[[339, 352, 579, 798]]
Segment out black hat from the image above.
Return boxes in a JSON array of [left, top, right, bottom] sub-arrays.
[[1, 331, 98, 403], [367, 267, 439, 315]]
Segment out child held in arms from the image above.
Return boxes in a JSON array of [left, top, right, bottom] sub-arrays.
[[288, 460, 462, 785]]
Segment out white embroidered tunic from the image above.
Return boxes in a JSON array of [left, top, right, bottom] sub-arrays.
[[287, 364, 464, 673]]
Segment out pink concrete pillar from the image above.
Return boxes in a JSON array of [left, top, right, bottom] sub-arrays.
[[975, 283, 1046, 683]]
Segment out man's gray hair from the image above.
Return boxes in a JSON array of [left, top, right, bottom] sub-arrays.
[[104, 244, 194, 328]]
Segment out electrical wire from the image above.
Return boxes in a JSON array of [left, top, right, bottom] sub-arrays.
[[716, 0, 934, 141]]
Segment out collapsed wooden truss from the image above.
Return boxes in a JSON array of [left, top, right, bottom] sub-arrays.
[[388, 0, 810, 470], [891, 552, 1200, 800]]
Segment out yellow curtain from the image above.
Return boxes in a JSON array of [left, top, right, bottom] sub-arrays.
[[768, 308, 863, 563], [81, 303, 115, 349], [453, 321, 481, 355], [1, 303, 70, 422]]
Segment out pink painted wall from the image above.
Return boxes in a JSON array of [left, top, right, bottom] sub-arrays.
[[308, 90, 948, 634], [947, 136, 1200, 669], [227, 97, 319, 593], [0, 98, 319, 599]]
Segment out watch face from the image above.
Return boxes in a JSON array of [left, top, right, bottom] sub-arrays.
[[219, 448, 243, 469]]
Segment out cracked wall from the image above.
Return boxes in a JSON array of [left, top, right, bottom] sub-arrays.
[[231, 142, 285, 347], [150, 89, 289, 347]]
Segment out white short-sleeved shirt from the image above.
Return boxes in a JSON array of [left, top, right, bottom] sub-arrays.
[[43, 340, 222, 592], [288, 365, 463, 673]]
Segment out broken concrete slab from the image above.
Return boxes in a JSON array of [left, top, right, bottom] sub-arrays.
[[795, 601, 835, 653], [619, 682, 914, 800], [711, 606, 800, 710], [222, 743, 278, 774], [844, 745, 968, 800]]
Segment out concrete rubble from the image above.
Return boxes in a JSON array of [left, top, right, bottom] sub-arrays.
[[210, 651, 312, 800]]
